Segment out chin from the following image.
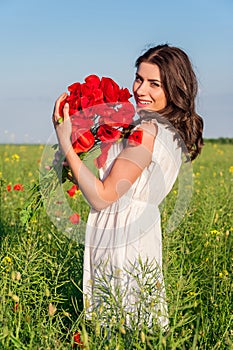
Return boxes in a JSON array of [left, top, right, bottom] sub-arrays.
[[136, 105, 151, 112], [136, 105, 156, 113]]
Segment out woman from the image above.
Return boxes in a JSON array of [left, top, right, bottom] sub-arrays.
[[53, 44, 204, 329]]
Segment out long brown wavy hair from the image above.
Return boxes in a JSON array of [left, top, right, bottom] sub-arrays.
[[135, 44, 204, 160]]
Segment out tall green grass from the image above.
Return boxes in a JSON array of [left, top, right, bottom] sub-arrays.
[[0, 142, 232, 349]]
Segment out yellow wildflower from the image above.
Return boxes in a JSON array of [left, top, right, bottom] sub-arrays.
[[12, 154, 20, 161], [219, 270, 228, 278], [12, 294, 19, 303], [229, 166, 233, 173], [2, 256, 12, 265], [210, 229, 221, 235], [119, 326, 126, 334]]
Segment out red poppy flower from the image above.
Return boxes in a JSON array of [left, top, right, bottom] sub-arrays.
[[6, 184, 11, 192], [13, 184, 24, 191], [67, 184, 79, 197], [69, 213, 80, 224], [13, 303, 19, 312], [80, 75, 103, 107], [68, 81, 82, 93], [72, 129, 95, 154], [127, 130, 143, 146], [79, 90, 104, 109], [73, 331, 85, 348], [96, 124, 122, 143], [71, 111, 94, 130], [84, 74, 101, 90], [100, 77, 120, 103], [98, 102, 135, 128], [119, 87, 132, 101]]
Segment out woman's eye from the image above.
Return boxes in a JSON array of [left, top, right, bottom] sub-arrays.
[[135, 74, 143, 81], [151, 82, 160, 87]]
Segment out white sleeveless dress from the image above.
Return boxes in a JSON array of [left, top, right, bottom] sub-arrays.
[[83, 120, 182, 329]]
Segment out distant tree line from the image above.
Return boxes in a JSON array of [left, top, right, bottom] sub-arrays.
[[204, 137, 233, 144]]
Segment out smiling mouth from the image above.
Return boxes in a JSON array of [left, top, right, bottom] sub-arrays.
[[137, 99, 152, 107]]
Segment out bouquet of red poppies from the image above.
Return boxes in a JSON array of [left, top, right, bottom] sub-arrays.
[[20, 75, 142, 226], [57, 74, 136, 169]]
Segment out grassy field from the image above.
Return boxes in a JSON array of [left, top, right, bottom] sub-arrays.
[[0, 141, 232, 349]]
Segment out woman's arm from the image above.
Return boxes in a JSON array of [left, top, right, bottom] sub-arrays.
[[53, 94, 157, 211]]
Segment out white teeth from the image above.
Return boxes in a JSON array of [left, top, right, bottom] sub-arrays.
[[139, 101, 150, 105]]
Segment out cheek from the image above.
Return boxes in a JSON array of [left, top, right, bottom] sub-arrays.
[[132, 82, 138, 98], [157, 91, 167, 107], [160, 93, 167, 106], [132, 81, 137, 94]]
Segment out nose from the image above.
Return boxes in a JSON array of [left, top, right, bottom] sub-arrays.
[[135, 81, 147, 96]]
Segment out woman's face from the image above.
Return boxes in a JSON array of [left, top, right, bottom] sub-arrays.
[[133, 62, 167, 112]]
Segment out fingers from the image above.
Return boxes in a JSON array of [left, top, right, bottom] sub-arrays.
[[53, 92, 68, 125], [63, 102, 70, 121], [54, 92, 67, 116]]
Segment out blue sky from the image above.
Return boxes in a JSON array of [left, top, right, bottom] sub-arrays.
[[0, 0, 232, 143]]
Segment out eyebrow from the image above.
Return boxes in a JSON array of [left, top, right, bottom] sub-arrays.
[[135, 72, 161, 83]]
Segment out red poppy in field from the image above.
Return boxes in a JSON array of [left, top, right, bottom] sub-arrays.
[[13, 184, 24, 191], [73, 331, 84, 348], [66, 185, 78, 197], [69, 213, 80, 224], [13, 303, 19, 312], [6, 184, 11, 192], [67, 184, 79, 197]]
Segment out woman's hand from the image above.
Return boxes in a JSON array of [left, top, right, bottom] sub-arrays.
[[52, 93, 73, 155]]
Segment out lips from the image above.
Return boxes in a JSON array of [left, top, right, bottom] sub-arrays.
[[136, 99, 152, 108]]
